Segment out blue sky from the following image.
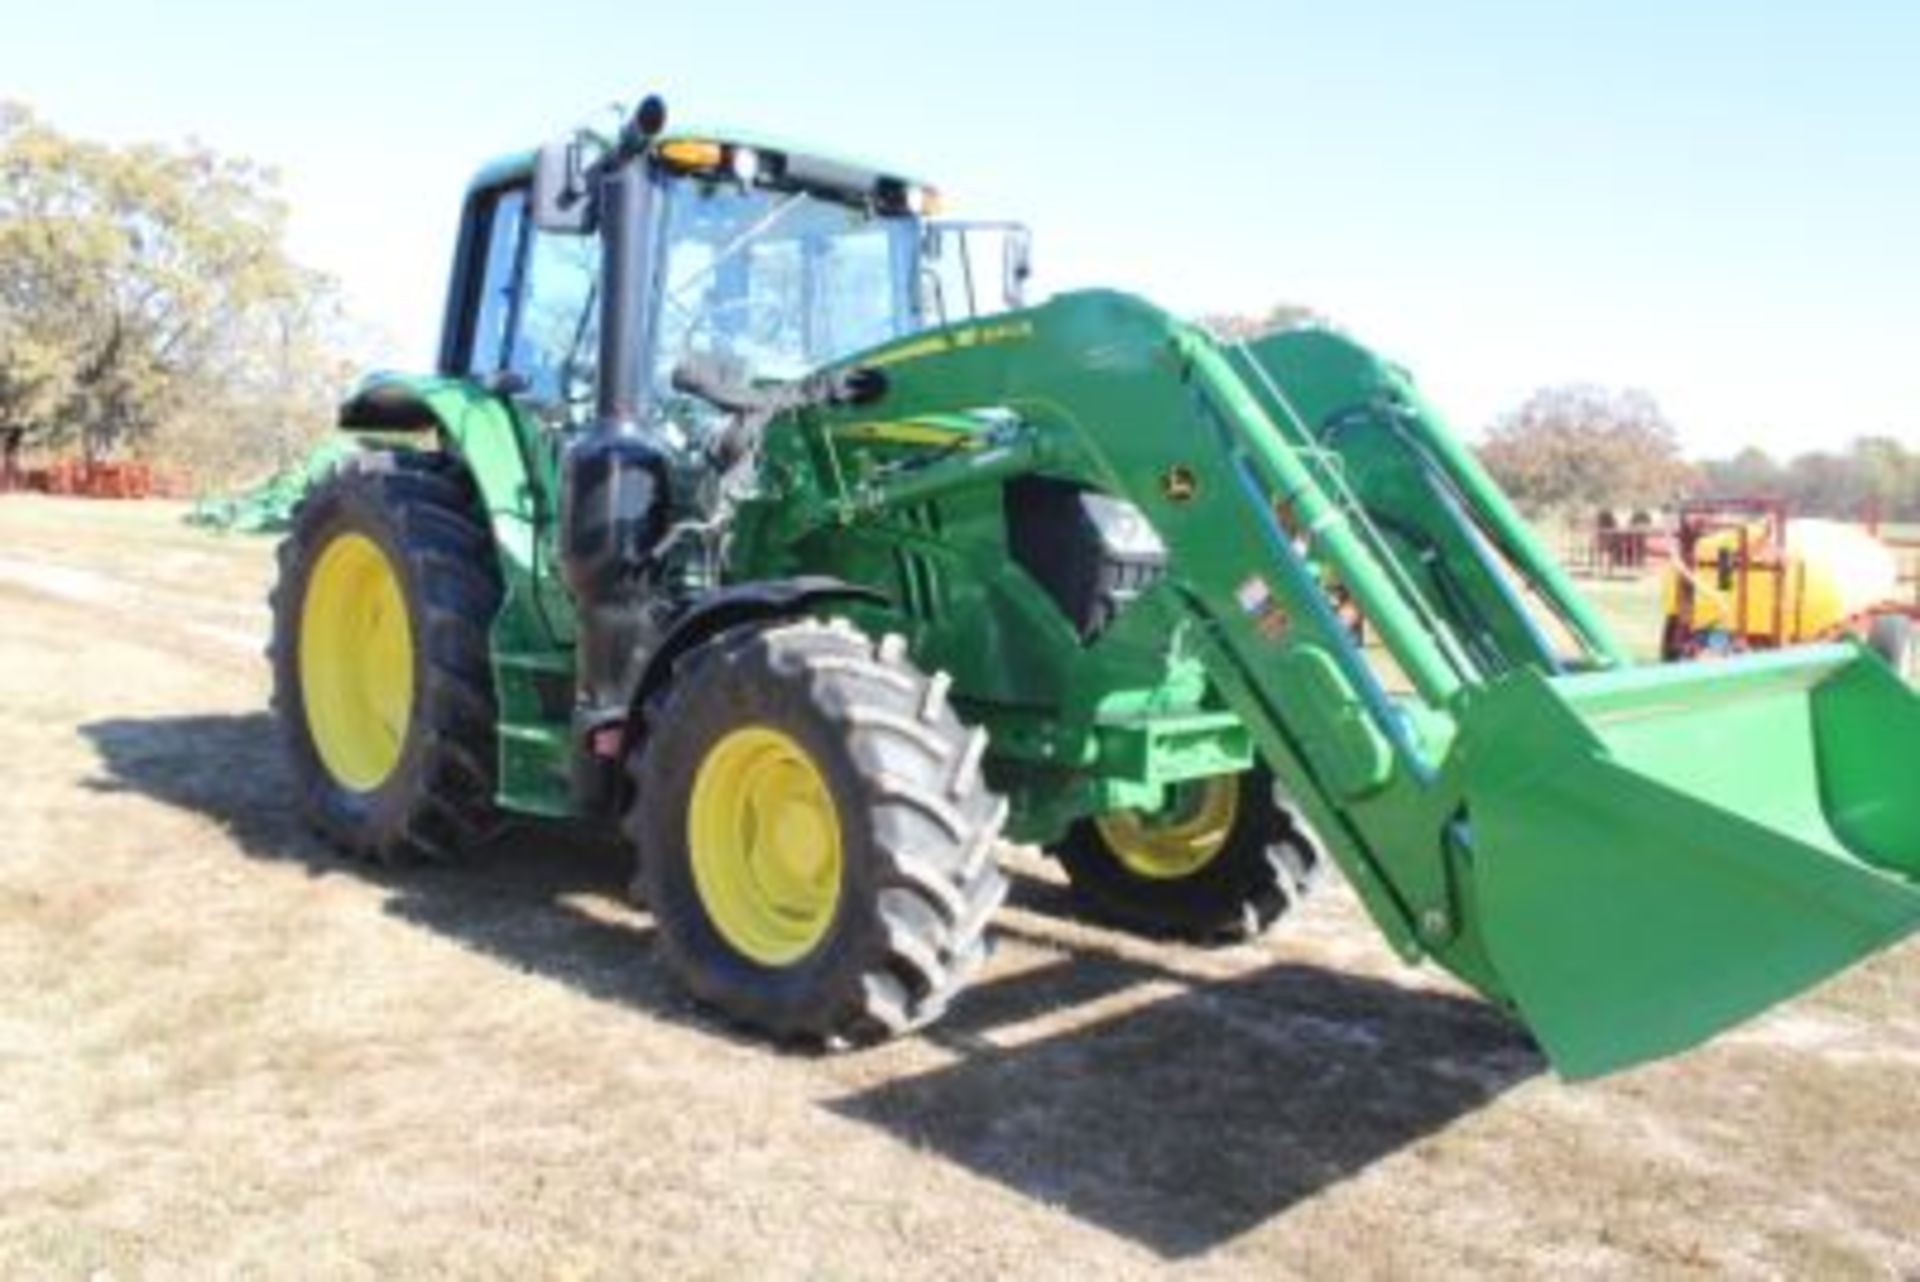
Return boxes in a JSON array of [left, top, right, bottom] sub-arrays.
[[7, 0, 1916, 458]]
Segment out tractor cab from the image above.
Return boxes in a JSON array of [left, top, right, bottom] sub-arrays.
[[453, 104, 1032, 454], [637, 133, 1033, 435]]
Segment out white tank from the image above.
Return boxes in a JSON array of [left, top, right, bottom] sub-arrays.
[[1668, 517, 1899, 641]]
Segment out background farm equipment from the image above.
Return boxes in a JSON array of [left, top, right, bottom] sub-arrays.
[[267, 96, 1920, 1082], [0, 457, 184, 500], [1565, 508, 1675, 578], [1662, 497, 1917, 680], [186, 436, 362, 533]]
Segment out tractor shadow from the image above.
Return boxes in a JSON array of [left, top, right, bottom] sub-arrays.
[[82, 711, 1545, 1259], [836, 913, 1542, 1258], [77, 711, 691, 1023]]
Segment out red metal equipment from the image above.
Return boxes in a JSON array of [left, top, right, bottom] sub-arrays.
[[0, 458, 167, 499]]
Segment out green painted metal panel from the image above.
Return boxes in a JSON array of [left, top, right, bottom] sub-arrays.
[[1273, 646, 1393, 800], [1464, 645, 1920, 1076]]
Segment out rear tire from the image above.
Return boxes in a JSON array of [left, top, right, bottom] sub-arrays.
[[269, 450, 504, 862], [1869, 613, 1916, 682], [629, 619, 1008, 1045], [1053, 766, 1321, 942]]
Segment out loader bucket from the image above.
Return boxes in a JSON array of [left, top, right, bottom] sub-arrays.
[[1460, 643, 1920, 1079]]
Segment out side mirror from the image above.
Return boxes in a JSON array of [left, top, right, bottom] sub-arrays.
[[532, 137, 596, 235], [1003, 227, 1032, 308]]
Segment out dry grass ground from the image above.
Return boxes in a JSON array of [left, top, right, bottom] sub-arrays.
[[1, 496, 1916, 1280]]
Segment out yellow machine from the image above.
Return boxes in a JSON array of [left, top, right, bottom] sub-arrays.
[[1662, 499, 1915, 677]]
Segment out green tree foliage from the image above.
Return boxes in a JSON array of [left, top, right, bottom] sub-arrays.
[[1694, 435, 1920, 521], [1477, 384, 1691, 516], [0, 102, 351, 482]]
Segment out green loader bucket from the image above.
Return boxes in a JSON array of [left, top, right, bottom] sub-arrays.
[[1460, 643, 1920, 1079]]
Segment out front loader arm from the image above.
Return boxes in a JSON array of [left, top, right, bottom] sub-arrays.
[[805, 291, 1517, 992], [800, 290, 1920, 1078]]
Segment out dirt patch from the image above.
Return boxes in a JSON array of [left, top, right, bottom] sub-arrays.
[[1, 497, 1916, 1279]]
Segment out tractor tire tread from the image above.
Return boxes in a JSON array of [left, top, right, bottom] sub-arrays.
[[628, 617, 1006, 1046], [1053, 766, 1324, 944], [269, 449, 505, 866]]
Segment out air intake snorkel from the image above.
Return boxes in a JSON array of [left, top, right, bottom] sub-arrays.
[[549, 95, 674, 810]]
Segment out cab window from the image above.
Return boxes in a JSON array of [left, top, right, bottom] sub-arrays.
[[466, 188, 527, 376], [509, 228, 602, 426], [650, 184, 916, 403]]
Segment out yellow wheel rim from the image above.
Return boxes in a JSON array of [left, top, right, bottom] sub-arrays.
[[688, 726, 844, 966], [298, 532, 414, 791], [1094, 774, 1241, 881]]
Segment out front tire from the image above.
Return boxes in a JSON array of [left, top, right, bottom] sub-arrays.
[[269, 451, 504, 862], [1052, 766, 1321, 942], [629, 619, 1007, 1045]]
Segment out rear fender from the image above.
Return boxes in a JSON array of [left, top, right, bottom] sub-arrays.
[[333, 372, 551, 635], [338, 377, 442, 432]]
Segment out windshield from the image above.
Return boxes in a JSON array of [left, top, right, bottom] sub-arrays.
[[650, 181, 918, 399]]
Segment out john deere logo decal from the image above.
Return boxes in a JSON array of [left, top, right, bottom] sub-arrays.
[[1162, 465, 1198, 503]]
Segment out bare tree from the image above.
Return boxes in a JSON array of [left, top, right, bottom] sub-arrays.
[[1478, 384, 1691, 516]]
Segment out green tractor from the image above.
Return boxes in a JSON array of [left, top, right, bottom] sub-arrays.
[[271, 97, 1920, 1077]]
